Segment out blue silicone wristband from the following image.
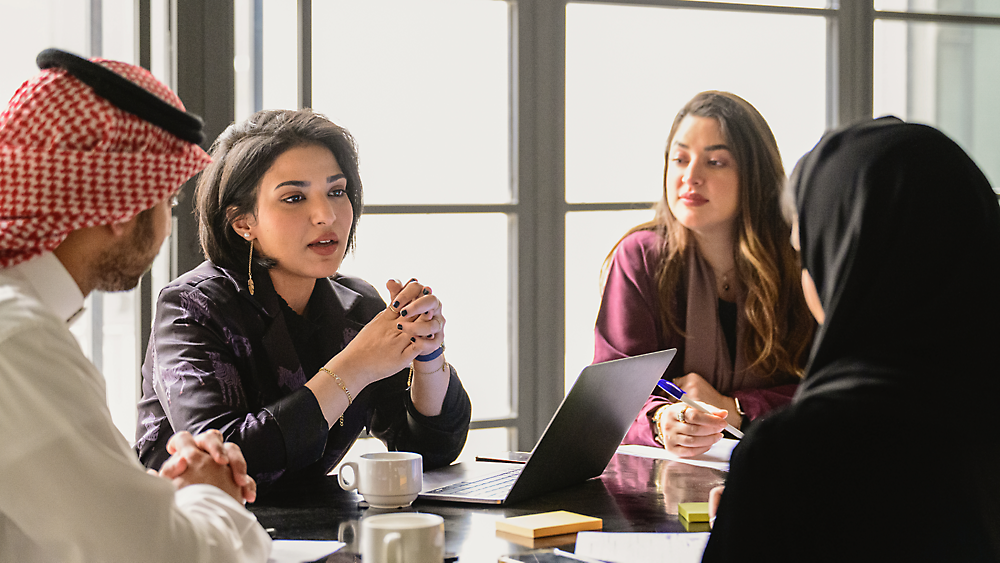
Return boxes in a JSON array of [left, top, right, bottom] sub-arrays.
[[415, 346, 444, 362]]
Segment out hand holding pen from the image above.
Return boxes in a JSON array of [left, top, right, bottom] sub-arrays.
[[658, 380, 744, 439]]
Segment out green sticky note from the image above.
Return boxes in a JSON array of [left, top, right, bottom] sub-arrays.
[[680, 516, 711, 532], [678, 502, 710, 523]]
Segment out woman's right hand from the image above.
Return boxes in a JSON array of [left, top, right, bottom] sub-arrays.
[[334, 306, 421, 387], [328, 278, 441, 386], [653, 400, 728, 457], [306, 279, 435, 428], [306, 304, 419, 428]]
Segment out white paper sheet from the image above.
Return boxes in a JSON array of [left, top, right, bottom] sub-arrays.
[[616, 438, 737, 472], [267, 540, 344, 563], [574, 532, 710, 563]]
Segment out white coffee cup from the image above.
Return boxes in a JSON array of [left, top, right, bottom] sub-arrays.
[[361, 512, 444, 563], [338, 452, 423, 508]]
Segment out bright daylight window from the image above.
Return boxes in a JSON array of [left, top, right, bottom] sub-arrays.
[[299, 0, 511, 458], [8, 0, 1000, 457], [874, 18, 1000, 189]]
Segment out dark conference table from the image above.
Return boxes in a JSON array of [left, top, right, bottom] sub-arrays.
[[250, 452, 726, 562]]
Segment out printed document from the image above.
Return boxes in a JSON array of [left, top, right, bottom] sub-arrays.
[[616, 438, 737, 472]]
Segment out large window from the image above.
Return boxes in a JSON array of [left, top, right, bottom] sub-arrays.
[[7, 0, 1000, 454], [563, 2, 828, 388], [874, 17, 1000, 189], [876, 0, 1000, 17], [309, 0, 513, 456]]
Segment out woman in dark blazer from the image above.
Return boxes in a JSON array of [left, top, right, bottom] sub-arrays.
[[135, 109, 471, 492]]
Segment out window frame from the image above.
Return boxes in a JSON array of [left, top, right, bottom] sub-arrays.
[[142, 0, 1000, 452]]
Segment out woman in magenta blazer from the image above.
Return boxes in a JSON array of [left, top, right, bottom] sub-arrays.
[[595, 91, 815, 457]]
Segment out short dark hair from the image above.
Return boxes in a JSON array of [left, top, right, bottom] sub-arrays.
[[195, 109, 364, 270]]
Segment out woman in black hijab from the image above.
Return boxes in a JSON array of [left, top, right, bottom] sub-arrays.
[[702, 117, 1000, 562]]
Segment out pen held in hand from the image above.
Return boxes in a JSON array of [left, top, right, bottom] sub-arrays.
[[656, 380, 744, 439]]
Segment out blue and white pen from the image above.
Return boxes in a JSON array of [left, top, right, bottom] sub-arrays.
[[656, 379, 744, 439]]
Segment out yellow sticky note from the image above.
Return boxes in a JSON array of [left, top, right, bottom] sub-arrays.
[[678, 502, 710, 523], [680, 516, 711, 532], [495, 529, 579, 549], [495, 510, 603, 538]]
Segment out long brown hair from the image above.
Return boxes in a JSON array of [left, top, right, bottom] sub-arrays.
[[608, 91, 813, 378]]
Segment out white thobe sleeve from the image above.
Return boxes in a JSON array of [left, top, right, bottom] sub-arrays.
[[0, 306, 272, 563]]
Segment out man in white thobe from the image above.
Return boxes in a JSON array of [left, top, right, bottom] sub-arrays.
[[0, 49, 271, 563]]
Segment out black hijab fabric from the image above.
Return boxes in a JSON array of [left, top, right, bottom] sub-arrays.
[[794, 116, 1000, 397], [702, 118, 1000, 562]]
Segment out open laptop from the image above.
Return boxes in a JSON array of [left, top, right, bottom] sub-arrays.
[[418, 349, 676, 505]]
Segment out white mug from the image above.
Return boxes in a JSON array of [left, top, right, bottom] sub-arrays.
[[361, 512, 444, 563], [338, 452, 423, 508]]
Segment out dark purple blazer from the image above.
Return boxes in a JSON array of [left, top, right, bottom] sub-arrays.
[[135, 261, 471, 492]]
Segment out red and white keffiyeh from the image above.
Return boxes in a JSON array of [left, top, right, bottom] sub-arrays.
[[0, 57, 212, 268]]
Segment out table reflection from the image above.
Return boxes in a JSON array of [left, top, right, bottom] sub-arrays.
[[250, 453, 726, 562]]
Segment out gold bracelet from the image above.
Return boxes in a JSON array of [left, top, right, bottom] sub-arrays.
[[319, 367, 352, 426], [408, 360, 449, 387], [651, 404, 669, 446]]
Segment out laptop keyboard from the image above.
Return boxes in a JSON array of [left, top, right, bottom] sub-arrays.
[[425, 467, 522, 499]]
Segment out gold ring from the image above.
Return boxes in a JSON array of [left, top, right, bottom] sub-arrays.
[[387, 303, 399, 314]]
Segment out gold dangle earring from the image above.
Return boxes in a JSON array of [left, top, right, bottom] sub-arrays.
[[245, 233, 255, 295]]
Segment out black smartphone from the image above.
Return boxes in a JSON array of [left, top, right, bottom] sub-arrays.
[[499, 552, 589, 563]]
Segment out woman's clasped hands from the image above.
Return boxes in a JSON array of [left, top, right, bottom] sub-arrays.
[[386, 278, 451, 417], [386, 277, 445, 357], [333, 278, 445, 386]]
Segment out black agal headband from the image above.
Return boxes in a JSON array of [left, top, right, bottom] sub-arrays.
[[36, 48, 205, 145]]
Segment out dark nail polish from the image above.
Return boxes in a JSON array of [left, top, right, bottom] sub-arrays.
[[422, 288, 429, 295], [392, 301, 399, 308], [408, 278, 417, 283], [397, 324, 402, 330], [401, 310, 407, 317], [410, 337, 416, 342]]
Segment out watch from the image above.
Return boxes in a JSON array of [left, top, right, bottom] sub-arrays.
[[733, 396, 746, 417]]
